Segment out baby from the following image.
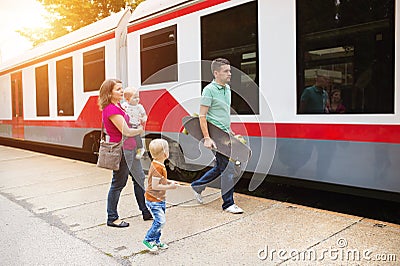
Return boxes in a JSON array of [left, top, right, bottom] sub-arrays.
[[122, 87, 147, 159]]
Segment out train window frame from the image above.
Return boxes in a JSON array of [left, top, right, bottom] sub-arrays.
[[140, 25, 178, 85], [200, 1, 259, 115], [56, 57, 74, 116], [296, 0, 395, 114], [35, 64, 50, 116], [83, 47, 105, 92]]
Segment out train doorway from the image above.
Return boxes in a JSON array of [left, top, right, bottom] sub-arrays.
[[11, 72, 24, 139]]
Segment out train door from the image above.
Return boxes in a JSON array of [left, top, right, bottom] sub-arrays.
[[11, 72, 24, 139]]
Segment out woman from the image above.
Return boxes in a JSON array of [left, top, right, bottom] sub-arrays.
[[328, 88, 346, 114], [98, 78, 152, 228]]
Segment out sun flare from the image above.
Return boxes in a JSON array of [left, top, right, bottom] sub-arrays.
[[0, 0, 50, 62], [19, 1, 49, 29]]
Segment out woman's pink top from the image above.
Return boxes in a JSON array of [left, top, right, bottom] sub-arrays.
[[102, 103, 136, 150]]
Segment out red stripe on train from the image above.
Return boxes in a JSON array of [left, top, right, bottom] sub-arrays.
[[0, 96, 102, 128], [233, 123, 400, 144], [2, 92, 399, 144], [128, 0, 229, 33]]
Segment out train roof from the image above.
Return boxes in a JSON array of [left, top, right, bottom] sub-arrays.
[[0, 0, 193, 73], [0, 9, 129, 72], [131, 0, 192, 21]]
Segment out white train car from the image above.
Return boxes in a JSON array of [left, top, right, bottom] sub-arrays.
[[0, 9, 132, 152], [0, 0, 399, 198]]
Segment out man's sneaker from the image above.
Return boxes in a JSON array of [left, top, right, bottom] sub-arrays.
[[157, 242, 169, 250], [192, 187, 203, 204], [142, 240, 158, 252], [136, 148, 146, 159], [224, 204, 244, 214]]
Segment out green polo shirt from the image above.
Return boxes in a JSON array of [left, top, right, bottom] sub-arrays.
[[300, 85, 328, 113], [200, 80, 231, 133]]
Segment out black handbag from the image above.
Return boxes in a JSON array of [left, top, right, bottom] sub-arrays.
[[96, 121, 122, 171]]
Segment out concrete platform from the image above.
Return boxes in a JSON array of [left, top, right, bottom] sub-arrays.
[[0, 145, 399, 265]]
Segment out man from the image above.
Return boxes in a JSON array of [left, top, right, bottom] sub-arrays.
[[299, 72, 330, 114], [191, 58, 243, 214]]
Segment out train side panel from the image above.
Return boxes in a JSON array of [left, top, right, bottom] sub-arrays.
[[258, 0, 400, 193], [125, 0, 400, 194], [0, 0, 398, 196], [0, 39, 119, 150]]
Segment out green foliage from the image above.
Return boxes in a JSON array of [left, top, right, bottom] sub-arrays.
[[17, 0, 146, 47]]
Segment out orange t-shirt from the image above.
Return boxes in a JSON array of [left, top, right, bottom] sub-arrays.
[[145, 161, 168, 202]]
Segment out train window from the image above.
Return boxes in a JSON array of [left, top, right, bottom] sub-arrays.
[[297, 0, 395, 114], [140, 25, 177, 85], [35, 65, 50, 116], [201, 1, 259, 115], [56, 57, 74, 116], [83, 47, 105, 92]]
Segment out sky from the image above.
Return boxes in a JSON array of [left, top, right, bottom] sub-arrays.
[[0, 0, 48, 63]]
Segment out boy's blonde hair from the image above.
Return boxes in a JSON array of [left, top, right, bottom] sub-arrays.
[[123, 87, 138, 101], [149, 139, 168, 159]]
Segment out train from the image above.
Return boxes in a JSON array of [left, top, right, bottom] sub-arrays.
[[0, 0, 399, 200]]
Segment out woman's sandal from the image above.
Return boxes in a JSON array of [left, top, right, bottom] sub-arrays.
[[107, 219, 129, 228]]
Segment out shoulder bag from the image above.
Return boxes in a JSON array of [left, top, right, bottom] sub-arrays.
[[96, 121, 123, 171]]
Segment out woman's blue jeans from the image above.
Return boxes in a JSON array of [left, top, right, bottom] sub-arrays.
[[144, 200, 166, 244], [107, 149, 149, 223], [191, 152, 236, 210]]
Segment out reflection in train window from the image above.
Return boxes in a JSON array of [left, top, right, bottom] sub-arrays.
[[83, 47, 105, 92], [201, 1, 259, 115], [56, 57, 74, 116], [35, 65, 50, 116], [140, 25, 177, 85], [297, 0, 395, 114]]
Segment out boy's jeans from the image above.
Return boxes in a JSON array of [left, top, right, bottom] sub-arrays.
[[144, 200, 166, 244]]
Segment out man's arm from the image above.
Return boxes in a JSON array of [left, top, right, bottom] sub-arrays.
[[199, 105, 216, 149], [299, 89, 308, 113], [299, 101, 306, 113]]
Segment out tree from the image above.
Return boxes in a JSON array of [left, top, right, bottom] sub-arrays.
[[17, 0, 146, 47]]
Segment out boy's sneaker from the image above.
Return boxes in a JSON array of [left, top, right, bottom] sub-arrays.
[[192, 187, 203, 204], [142, 240, 158, 252], [157, 242, 169, 250], [136, 148, 145, 159], [224, 204, 244, 214]]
